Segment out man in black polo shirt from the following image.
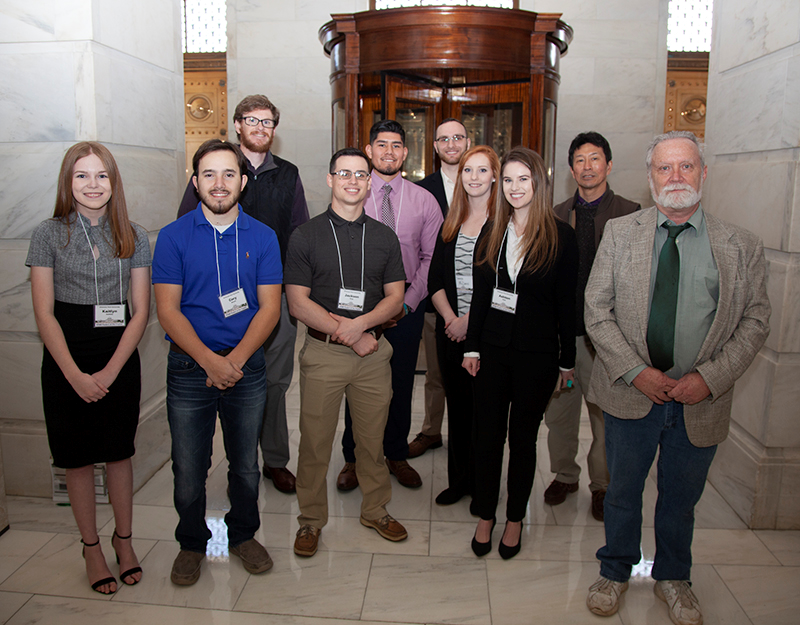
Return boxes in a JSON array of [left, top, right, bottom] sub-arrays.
[[285, 148, 408, 557]]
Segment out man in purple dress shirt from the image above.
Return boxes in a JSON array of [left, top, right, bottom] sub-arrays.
[[337, 119, 443, 491]]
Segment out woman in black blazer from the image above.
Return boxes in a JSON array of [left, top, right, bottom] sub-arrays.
[[463, 147, 578, 559], [428, 145, 501, 507]]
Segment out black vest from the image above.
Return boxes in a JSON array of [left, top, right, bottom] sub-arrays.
[[240, 154, 300, 265]]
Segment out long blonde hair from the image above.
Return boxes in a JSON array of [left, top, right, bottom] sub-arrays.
[[53, 141, 137, 258], [476, 147, 559, 275], [441, 145, 500, 243]]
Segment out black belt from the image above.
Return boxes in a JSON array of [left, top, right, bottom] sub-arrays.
[[307, 327, 383, 343]]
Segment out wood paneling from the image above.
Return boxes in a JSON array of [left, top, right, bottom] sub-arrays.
[[320, 7, 572, 177]]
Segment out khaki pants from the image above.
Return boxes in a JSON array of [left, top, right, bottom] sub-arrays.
[[543, 336, 609, 492], [421, 311, 446, 436], [296, 334, 394, 528]]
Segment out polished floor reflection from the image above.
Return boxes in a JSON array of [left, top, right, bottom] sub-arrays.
[[1, 342, 799, 624]]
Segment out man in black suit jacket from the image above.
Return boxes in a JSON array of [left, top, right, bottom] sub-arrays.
[[408, 119, 471, 459]]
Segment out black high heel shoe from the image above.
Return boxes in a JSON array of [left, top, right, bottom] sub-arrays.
[[81, 538, 117, 594], [498, 521, 522, 560], [471, 517, 497, 557], [112, 530, 142, 585]]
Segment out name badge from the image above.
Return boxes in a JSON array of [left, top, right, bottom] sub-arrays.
[[338, 288, 366, 311], [491, 288, 518, 314], [94, 304, 126, 328], [220, 288, 249, 318], [455, 274, 473, 292]]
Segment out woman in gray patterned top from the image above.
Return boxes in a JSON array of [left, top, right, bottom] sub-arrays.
[[427, 145, 500, 509], [26, 142, 150, 594]]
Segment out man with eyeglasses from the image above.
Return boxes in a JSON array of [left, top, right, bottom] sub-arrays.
[[178, 95, 309, 496], [286, 148, 408, 556], [409, 119, 471, 460], [337, 119, 443, 491]]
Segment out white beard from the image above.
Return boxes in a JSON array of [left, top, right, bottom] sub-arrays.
[[651, 182, 702, 210]]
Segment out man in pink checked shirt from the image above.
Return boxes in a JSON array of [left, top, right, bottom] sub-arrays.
[[337, 119, 443, 492]]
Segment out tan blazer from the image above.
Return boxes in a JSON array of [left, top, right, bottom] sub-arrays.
[[584, 207, 771, 447]]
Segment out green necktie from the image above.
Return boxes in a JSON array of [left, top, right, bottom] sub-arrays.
[[647, 222, 690, 372]]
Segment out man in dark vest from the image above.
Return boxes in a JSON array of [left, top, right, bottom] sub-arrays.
[[543, 131, 640, 521], [178, 95, 309, 495]]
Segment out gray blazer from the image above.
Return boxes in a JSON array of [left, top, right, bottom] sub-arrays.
[[584, 206, 771, 447]]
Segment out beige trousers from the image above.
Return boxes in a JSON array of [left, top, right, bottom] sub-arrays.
[[296, 334, 394, 528], [543, 336, 610, 492]]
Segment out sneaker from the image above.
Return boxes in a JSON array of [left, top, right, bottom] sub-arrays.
[[586, 576, 628, 616], [407, 432, 443, 458], [654, 580, 703, 625], [360, 514, 408, 541], [294, 525, 321, 557], [170, 550, 205, 586], [544, 479, 579, 505], [229, 538, 273, 574]]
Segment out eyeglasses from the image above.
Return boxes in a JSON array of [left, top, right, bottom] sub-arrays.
[[241, 116, 277, 128], [434, 134, 466, 145], [332, 169, 370, 181]]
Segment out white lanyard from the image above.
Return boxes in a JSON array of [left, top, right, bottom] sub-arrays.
[[78, 215, 122, 305], [491, 225, 518, 314], [212, 216, 240, 297], [329, 219, 367, 311], [329, 219, 365, 292], [211, 216, 250, 318], [371, 179, 405, 228]]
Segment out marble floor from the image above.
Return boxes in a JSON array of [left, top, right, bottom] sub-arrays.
[[1, 343, 799, 625]]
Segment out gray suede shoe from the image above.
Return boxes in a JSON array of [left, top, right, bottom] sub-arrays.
[[230, 538, 273, 574], [171, 550, 205, 586]]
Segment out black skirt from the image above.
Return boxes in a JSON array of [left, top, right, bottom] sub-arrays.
[[41, 301, 140, 469]]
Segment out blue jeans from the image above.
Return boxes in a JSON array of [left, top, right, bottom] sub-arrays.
[[598, 401, 717, 583], [166, 348, 266, 553]]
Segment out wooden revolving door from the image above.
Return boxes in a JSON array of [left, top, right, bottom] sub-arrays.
[[319, 6, 572, 182]]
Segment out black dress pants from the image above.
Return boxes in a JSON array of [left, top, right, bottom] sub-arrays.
[[436, 329, 475, 497], [471, 343, 558, 522]]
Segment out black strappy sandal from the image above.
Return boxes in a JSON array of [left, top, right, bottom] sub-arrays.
[[81, 538, 117, 594], [111, 530, 142, 585]]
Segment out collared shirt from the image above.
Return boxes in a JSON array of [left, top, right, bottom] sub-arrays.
[[152, 206, 283, 351], [505, 220, 525, 283], [441, 169, 456, 208], [26, 213, 150, 305], [176, 149, 310, 263], [283, 206, 406, 319], [623, 205, 719, 383], [364, 171, 443, 312]]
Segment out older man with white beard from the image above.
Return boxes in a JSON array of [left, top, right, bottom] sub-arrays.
[[582, 131, 770, 625]]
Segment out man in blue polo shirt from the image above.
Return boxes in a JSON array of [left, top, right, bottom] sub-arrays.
[[152, 140, 282, 586]]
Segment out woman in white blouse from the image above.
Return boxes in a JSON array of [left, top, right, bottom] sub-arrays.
[[463, 147, 578, 559]]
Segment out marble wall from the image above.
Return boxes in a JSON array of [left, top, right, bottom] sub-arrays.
[[0, 2, 184, 496], [704, 0, 800, 529], [525, 0, 668, 208]]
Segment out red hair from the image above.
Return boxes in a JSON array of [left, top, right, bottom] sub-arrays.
[[440, 145, 500, 243]]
